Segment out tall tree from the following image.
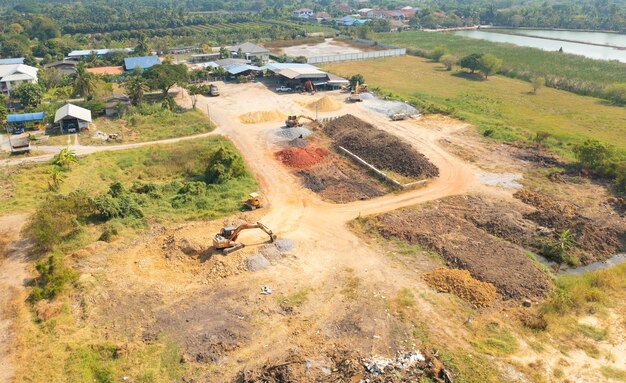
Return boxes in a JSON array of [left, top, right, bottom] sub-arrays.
[[459, 53, 482, 74], [11, 83, 44, 108], [478, 54, 502, 79], [143, 64, 188, 95], [72, 62, 96, 100], [134, 34, 151, 56], [123, 69, 149, 106]]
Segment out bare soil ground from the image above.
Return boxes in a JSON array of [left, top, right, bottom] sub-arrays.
[[269, 38, 384, 57], [3, 81, 626, 382]]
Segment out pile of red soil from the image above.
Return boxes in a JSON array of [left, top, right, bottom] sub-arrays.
[[274, 146, 329, 168]]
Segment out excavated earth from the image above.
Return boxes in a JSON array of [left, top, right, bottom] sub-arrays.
[[324, 114, 439, 179]]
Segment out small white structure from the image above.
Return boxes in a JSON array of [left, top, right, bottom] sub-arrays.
[[0, 64, 38, 95], [54, 103, 92, 133]]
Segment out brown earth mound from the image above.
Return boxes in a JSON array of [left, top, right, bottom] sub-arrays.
[[306, 95, 342, 112], [297, 160, 388, 202], [274, 146, 329, 168], [376, 205, 551, 300], [239, 110, 286, 124], [514, 190, 624, 264], [324, 114, 439, 179], [423, 268, 498, 308]]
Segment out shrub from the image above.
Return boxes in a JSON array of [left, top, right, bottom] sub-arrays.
[[205, 146, 246, 184], [603, 83, 626, 105], [25, 191, 95, 251], [29, 255, 77, 303], [93, 183, 144, 220], [431, 46, 447, 61]]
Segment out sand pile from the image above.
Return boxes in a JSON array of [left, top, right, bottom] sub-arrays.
[[307, 95, 342, 112], [324, 114, 439, 179], [239, 110, 286, 124], [274, 146, 329, 168], [423, 268, 498, 308]]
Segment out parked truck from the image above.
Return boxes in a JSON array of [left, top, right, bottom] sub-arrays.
[[209, 84, 219, 96]]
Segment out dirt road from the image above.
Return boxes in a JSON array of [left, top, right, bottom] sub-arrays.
[[0, 214, 30, 383]]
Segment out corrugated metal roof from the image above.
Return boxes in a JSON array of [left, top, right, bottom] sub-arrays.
[[54, 104, 92, 123], [7, 112, 45, 123], [0, 64, 38, 81], [224, 64, 261, 75], [227, 42, 270, 54], [124, 56, 160, 70], [0, 58, 24, 65], [278, 68, 328, 80], [262, 63, 319, 73], [68, 48, 133, 57]]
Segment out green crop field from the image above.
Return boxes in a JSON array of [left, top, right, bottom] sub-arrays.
[[324, 55, 626, 155], [375, 31, 626, 92]]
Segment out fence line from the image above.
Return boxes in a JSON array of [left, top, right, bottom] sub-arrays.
[[307, 48, 406, 64]]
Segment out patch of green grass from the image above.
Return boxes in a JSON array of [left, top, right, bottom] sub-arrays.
[[0, 136, 257, 219], [341, 272, 361, 301], [541, 263, 626, 316], [601, 366, 626, 382], [324, 56, 626, 156], [278, 288, 311, 309], [394, 288, 416, 308], [527, 340, 546, 353], [439, 350, 502, 383], [375, 31, 626, 91], [576, 324, 608, 341], [470, 322, 519, 356]]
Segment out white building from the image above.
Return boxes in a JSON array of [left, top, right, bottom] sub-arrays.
[[292, 8, 314, 18], [0, 64, 38, 96], [54, 104, 92, 133]]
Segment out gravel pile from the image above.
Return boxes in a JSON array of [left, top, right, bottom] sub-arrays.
[[274, 239, 295, 252], [245, 254, 271, 272], [364, 99, 419, 117], [274, 127, 312, 140], [286, 137, 308, 148]]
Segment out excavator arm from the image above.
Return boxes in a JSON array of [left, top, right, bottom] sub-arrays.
[[229, 222, 276, 243]]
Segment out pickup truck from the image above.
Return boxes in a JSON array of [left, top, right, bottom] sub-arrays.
[[276, 85, 292, 93]]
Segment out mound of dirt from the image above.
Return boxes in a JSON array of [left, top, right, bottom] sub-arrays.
[[376, 205, 551, 300], [297, 160, 388, 203], [237, 347, 451, 383], [239, 110, 286, 124], [324, 114, 439, 179], [274, 146, 329, 168], [514, 190, 624, 264], [306, 95, 342, 112], [423, 268, 498, 308]]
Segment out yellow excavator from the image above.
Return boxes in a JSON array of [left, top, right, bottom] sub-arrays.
[[212, 222, 277, 254], [244, 192, 263, 210], [285, 115, 315, 128]]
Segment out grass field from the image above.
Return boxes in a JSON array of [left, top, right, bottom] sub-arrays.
[[324, 56, 626, 154], [375, 31, 626, 94], [42, 109, 214, 146], [0, 136, 257, 218]]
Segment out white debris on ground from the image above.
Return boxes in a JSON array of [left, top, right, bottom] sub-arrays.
[[362, 351, 425, 376], [477, 173, 523, 189], [361, 94, 420, 118], [92, 131, 109, 141]]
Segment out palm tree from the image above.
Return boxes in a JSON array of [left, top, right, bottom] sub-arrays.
[[73, 62, 96, 100], [135, 34, 150, 56], [54, 147, 78, 169], [123, 72, 149, 106]]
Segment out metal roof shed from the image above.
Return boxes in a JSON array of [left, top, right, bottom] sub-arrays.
[[123, 56, 160, 71], [7, 112, 45, 124], [0, 58, 25, 65], [54, 104, 92, 133]]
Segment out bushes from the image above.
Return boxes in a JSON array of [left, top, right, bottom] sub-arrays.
[[29, 255, 78, 303], [93, 182, 144, 220], [205, 146, 246, 184], [573, 139, 626, 193], [604, 83, 626, 105], [25, 191, 95, 251]]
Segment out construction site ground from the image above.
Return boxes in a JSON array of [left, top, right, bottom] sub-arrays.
[[1, 81, 625, 382]]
